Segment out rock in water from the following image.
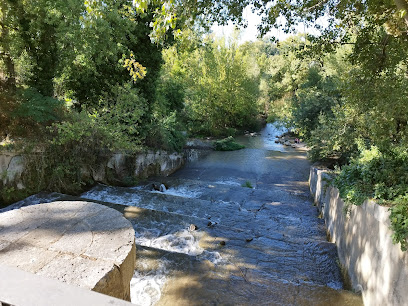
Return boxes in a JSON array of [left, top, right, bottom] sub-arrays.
[[189, 224, 198, 231], [207, 221, 217, 227]]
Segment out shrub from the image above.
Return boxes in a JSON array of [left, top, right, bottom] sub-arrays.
[[144, 112, 186, 152], [333, 146, 408, 250], [21, 112, 125, 195], [1, 87, 65, 138], [214, 137, 245, 151]]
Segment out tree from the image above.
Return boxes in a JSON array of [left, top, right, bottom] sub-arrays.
[[161, 32, 261, 136]]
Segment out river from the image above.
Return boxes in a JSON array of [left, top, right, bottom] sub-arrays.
[[82, 123, 362, 305], [5, 123, 363, 305]]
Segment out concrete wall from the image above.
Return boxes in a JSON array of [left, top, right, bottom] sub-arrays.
[[88, 150, 185, 185], [0, 150, 185, 204], [309, 166, 408, 306], [0, 152, 24, 189]]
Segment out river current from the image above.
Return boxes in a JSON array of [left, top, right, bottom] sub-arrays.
[[4, 124, 363, 305]]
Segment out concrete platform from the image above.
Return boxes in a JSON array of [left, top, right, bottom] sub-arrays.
[[0, 265, 133, 306], [0, 201, 136, 301]]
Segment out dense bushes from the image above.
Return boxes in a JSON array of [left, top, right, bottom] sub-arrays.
[[332, 146, 408, 250]]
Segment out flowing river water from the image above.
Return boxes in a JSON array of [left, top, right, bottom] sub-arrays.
[[4, 124, 363, 305]]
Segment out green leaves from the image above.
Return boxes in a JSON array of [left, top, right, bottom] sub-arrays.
[[12, 89, 64, 123], [163, 34, 261, 136], [332, 146, 408, 251], [214, 137, 245, 151], [390, 196, 408, 251]]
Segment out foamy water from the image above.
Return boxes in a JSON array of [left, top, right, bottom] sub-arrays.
[[149, 186, 202, 199], [130, 260, 169, 305], [135, 227, 203, 256], [131, 226, 225, 305], [81, 186, 141, 206], [198, 250, 225, 265]]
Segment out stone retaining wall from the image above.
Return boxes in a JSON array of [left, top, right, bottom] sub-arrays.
[[309, 166, 408, 306], [0, 150, 185, 202]]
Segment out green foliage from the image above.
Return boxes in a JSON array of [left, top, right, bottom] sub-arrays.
[[0, 186, 31, 207], [307, 104, 359, 163], [242, 181, 253, 189], [292, 86, 339, 139], [333, 146, 408, 250], [0, 87, 65, 138], [96, 83, 147, 147], [287, 50, 343, 140], [390, 196, 408, 251], [162, 34, 261, 136], [13, 88, 64, 123], [144, 112, 186, 152], [22, 112, 122, 194], [214, 137, 245, 151]]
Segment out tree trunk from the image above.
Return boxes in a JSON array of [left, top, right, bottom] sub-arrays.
[[0, 4, 16, 91]]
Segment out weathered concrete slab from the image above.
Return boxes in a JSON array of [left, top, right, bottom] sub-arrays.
[[0, 265, 133, 306], [0, 201, 136, 301]]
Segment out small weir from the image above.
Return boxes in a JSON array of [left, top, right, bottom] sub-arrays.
[[2, 124, 363, 305]]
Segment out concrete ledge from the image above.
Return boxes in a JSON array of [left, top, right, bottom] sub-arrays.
[[0, 265, 132, 306], [0, 201, 136, 301], [0, 150, 185, 205], [309, 166, 408, 306]]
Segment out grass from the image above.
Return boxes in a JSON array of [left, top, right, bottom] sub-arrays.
[[242, 181, 253, 188]]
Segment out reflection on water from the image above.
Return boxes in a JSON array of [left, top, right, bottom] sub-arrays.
[[236, 124, 291, 151]]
